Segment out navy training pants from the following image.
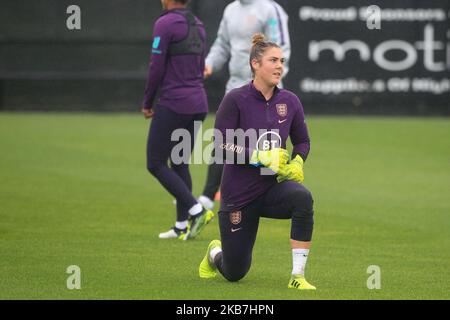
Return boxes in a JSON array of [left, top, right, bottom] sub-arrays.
[[215, 181, 314, 282], [146, 105, 206, 222]]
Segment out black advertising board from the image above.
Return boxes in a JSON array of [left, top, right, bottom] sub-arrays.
[[275, 0, 450, 114]]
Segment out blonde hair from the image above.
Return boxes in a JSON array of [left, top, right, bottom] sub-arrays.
[[252, 33, 266, 46], [249, 33, 280, 77]]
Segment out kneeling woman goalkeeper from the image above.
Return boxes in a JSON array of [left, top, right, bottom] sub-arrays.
[[199, 34, 316, 290]]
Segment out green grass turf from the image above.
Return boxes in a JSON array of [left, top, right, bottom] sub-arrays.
[[0, 113, 449, 299]]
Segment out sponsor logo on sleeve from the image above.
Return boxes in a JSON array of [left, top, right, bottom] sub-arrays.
[[152, 36, 162, 54], [152, 36, 161, 49]]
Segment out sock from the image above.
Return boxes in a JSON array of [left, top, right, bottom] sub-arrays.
[[292, 248, 309, 276], [198, 195, 214, 210], [213, 251, 223, 268], [189, 203, 203, 216], [209, 247, 222, 263], [175, 220, 188, 230]]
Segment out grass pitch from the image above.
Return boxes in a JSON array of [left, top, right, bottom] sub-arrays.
[[0, 113, 449, 299]]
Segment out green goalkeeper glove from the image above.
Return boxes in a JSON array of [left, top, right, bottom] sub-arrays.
[[277, 154, 304, 183], [250, 148, 289, 174]]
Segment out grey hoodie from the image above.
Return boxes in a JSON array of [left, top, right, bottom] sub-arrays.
[[206, 0, 291, 93]]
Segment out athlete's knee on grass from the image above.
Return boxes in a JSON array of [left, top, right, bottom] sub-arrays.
[[223, 268, 250, 282], [222, 258, 251, 282]]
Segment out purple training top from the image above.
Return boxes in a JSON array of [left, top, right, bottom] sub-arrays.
[[215, 82, 311, 211], [142, 9, 208, 115]]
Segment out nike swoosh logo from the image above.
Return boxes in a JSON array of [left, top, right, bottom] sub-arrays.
[[231, 227, 242, 233], [278, 119, 287, 124]]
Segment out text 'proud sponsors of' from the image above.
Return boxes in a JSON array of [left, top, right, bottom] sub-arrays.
[[299, 7, 448, 22], [296, 4, 450, 96]]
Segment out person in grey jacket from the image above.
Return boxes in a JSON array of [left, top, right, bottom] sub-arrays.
[[198, 0, 291, 210], [205, 0, 290, 91]]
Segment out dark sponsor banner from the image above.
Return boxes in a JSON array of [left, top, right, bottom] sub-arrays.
[[0, 0, 448, 114], [277, 0, 450, 114]]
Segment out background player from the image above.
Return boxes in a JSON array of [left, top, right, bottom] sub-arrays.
[[142, 0, 214, 240]]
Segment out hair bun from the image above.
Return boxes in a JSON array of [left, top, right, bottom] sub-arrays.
[[252, 33, 266, 46]]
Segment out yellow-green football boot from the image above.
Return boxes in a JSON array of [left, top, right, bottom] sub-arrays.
[[199, 240, 222, 278], [288, 275, 316, 290], [184, 210, 214, 240]]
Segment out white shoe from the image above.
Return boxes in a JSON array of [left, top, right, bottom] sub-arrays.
[[158, 227, 187, 239], [198, 195, 214, 211]]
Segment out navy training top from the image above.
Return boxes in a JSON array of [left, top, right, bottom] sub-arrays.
[[142, 9, 208, 114], [214, 82, 311, 211]]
